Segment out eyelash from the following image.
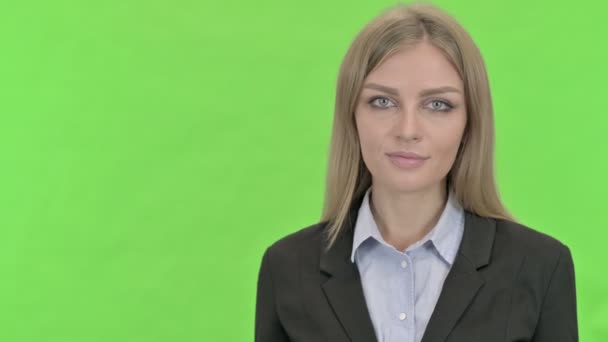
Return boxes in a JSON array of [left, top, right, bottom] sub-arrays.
[[367, 96, 454, 112]]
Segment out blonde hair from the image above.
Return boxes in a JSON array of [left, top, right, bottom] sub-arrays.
[[320, 1, 517, 251]]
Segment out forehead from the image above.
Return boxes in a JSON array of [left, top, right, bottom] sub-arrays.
[[364, 42, 463, 92]]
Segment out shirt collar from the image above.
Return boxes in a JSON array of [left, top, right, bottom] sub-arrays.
[[350, 185, 464, 265]]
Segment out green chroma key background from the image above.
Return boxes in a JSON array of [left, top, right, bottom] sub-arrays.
[[1, 0, 605, 341]]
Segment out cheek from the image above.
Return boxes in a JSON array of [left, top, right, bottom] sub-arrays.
[[358, 129, 379, 163], [435, 143, 461, 170], [433, 122, 466, 164], [356, 115, 378, 145], [356, 118, 385, 167]]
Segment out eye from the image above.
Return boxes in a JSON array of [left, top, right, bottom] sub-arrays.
[[426, 99, 453, 112], [368, 96, 396, 109]]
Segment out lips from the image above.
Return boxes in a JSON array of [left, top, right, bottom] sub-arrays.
[[387, 152, 428, 169], [386, 151, 428, 159]]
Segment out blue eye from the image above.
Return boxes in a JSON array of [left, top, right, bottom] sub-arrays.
[[427, 100, 453, 112], [367, 96, 454, 112], [368, 96, 396, 109]]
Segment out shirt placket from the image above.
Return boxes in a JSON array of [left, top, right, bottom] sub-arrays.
[[388, 250, 416, 342]]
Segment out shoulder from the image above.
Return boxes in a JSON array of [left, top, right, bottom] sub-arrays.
[[493, 217, 570, 258], [264, 222, 326, 256], [258, 222, 328, 287], [488, 217, 577, 329], [490, 217, 573, 281]]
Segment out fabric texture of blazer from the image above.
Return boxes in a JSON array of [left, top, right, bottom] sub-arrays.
[[255, 196, 578, 342]]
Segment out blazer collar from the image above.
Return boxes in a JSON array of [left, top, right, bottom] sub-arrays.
[[319, 194, 496, 342]]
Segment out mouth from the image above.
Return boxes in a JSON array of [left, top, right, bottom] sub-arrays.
[[386, 151, 429, 159], [386, 153, 428, 169]]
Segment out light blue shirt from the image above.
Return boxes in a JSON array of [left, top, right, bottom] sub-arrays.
[[350, 186, 465, 342]]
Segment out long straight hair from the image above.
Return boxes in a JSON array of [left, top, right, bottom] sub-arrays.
[[319, 2, 516, 252]]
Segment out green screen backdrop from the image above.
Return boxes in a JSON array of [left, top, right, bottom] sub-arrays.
[[1, 0, 606, 341]]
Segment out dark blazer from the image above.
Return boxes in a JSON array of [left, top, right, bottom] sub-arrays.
[[255, 200, 578, 342]]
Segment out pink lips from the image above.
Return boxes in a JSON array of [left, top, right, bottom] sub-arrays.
[[386, 151, 428, 169], [387, 151, 427, 159]]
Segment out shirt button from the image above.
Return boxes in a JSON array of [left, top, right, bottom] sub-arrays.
[[399, 312, 407, 320], [400, 260, 408, 268]]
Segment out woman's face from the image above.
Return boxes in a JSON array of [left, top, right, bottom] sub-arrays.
[[354, 41, 467, 194]]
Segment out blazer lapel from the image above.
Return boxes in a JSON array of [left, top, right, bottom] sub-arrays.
[[420, 210, 496, 342], [319, 195, 378, 342]]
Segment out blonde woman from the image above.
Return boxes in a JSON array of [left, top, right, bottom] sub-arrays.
[[255, 2, 578, 342]]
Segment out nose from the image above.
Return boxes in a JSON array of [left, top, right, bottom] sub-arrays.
[[395, 108, 422, 142]]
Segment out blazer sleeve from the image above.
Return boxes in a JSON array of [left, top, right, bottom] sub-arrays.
[[255, 247, 290, 342], [532, 244, 579, 342]]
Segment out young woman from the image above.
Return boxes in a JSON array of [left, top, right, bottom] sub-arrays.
[[255, 2, 578, 342]]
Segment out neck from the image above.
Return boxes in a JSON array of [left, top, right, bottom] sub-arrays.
[[369, 181, 448, 252]]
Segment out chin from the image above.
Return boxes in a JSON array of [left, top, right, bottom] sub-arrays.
[[386, 180, 432, 193], [388, 174, 443, 191]]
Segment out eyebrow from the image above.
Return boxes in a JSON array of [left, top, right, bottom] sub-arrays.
[[362, 82, 462, 97]]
